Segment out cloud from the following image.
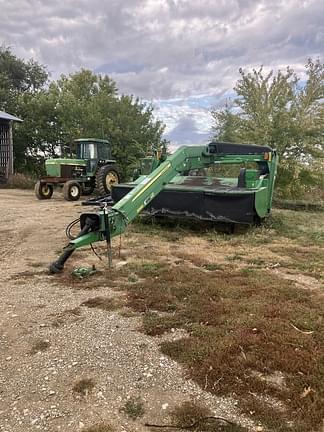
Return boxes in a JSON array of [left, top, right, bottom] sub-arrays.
[[1, 0, 323, 143]]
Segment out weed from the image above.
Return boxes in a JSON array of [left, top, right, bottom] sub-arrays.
[[72, 377, 95, 395], [120, 396, 145, 420], [81, 296, 121, 311], [30, 339, 50, 354], [202, 263, 223, 271], [170, 401, 246, 431]]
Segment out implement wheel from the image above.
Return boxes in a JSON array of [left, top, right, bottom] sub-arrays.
[[96, 165, 120, 195], [35, 181, 53, 200], [63, 180, 81, 201]]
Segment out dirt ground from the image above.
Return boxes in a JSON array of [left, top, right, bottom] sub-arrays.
[[0, 189, 258, 432]]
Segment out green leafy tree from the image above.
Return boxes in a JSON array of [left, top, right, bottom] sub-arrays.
[[212, 59, 324, 198], [0, 47, 166, 177], [0, 45, 48, 112], [46, 70, 165, 178]]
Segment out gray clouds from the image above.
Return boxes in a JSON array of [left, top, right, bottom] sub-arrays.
[[1, 0, 323, 142]]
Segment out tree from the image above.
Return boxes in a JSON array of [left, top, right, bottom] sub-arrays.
[[0, 45, 48, 112], [0, 48, 166, 177], [7, 64, 164, 178], [47, 70, 165, 178], [211, 59, 324, 198]]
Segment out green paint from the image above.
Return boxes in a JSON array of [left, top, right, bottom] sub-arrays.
[[66, 143, 278, 251]]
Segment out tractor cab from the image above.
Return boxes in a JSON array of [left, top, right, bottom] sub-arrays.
[[75, 138, 114, 174], [133, 143, 168, 180]]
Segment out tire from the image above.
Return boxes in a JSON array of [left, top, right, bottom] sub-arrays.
[[96, 165, 120, 195], [63, 180, 81, 201], [81, 182, 95, 195], [35, 181, 54, 200]]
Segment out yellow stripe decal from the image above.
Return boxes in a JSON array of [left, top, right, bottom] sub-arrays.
[[131, 163, 171, 202]]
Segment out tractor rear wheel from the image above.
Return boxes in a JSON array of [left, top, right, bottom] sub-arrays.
[[63, 180, 81, 201], [96, 165, 120, 195], [35, 181, 54, 200]]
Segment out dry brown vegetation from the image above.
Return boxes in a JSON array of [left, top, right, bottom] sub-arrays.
[[167, 401, 247, 431], [29, 339, 51, 354], [72, 377, 96, 395], [15, 204, 323, 431], [112, 210, 324, 431], [119, 396, 145, 420], [2, 173, 35, 189], [1, 186, 324, 431], [81, 296, 122, 311]]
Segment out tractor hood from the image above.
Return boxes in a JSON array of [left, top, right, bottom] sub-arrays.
[[45, 159, 86, 177]]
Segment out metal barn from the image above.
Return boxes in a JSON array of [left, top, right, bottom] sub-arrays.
[[0, 111, 22, 182]]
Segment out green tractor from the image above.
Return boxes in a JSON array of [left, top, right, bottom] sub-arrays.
[[35, 138, 120, 201]]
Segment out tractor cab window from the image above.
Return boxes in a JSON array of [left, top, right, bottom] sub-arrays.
[[97, 143, 111, 160], [81, 143, 97, 160], [77, 141, 110, 161]]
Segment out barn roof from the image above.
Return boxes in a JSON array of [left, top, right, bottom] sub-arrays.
[[0, 110, 22, 122]]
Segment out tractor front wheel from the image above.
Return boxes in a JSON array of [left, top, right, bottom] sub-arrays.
[[96, 165, 120, 196], [35, 181, 54, 200], [63, 180, 81, 201]]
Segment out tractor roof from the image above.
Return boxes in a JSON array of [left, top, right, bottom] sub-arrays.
[[74, 138, 110, 144]]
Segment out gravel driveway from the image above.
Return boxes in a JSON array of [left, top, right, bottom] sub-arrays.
[[0, 189, 255, 432]]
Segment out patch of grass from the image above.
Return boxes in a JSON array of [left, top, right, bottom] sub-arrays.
[[275, 246, 324, 279], [72, 377, 95, 395], [30, 339, 51, 354], [51, 307, 83, 328], [246, 258, 266, 267], [125, 263, 324, 431], [81, 296, 121, 311], [124, 261, 166, 278], [120, 396, 145, 420], [170, 401, 246, 431], [202, 263, 223, 271], [143, 311, 184, 336], [265, 209, 324, 245], [30, 339, 50, 354], [177, 251, 207, 267], [174, 252, 223, 271], [239, 267, 256, 275], [54, 267, 121, 290], [128, 274, 138, 283], [83, 423, 113, 432], [225, 254, 243, 261]]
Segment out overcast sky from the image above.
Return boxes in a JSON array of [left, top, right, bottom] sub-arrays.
[[1, 0, 323, 145]]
